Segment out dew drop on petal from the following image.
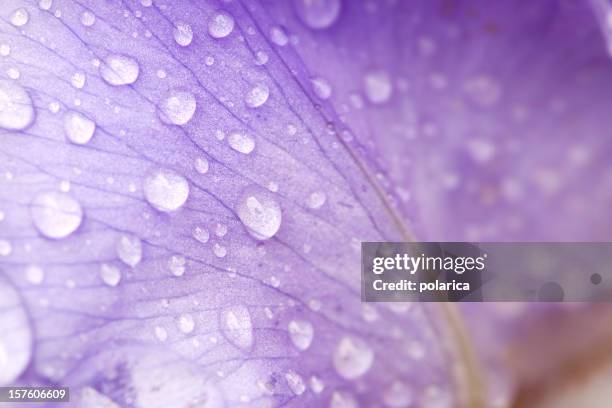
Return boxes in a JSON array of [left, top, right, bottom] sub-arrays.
[[176, 313, 195, 334], [245, 84, 270, 108], [30, 192, 83, 239], [115, 234, 142, 267], [228, 131, 255, 154], [236, 187, 282, 240], [383, 381, 413, 408], [140, 0, 152, 6], [0, 80, 35, 130], [255, 51, 269, 65], [99, 54, 140, 86], [194, 157, 209, 174], [213, 243, 227, 258], [293, 0, 341, 29], [158, 89, 196, 126], [307, 191, 327, 209], [192, 226, 210, 243], [39, 0, 52, 11], [311, 77, 332, 100], [285, 370, 306, 396], [208, 11, 235, 39], [0, 45, 10, 57], [25, 265, 44, 285], [0, 277, 33, 385], [64, 111, 96, 145], [100, 264, 121, 287], [10, 8, 29, 27], [80, 10, 96, 26], [333, 336, 374, 379], [154, 326, 168, 342], [220, 305, 253, 350], [168, 255, 186, 276], [173, 21, 193, 46], [0, 240, 11, 257], [143, 169, 189, 212], [310, 376, 325, 394], [363, 70, 393, 104], [329, 391, 359, 408], [270, 26, 289, 46], [288, 320, 314, 351], [71, 72, 86, 89]]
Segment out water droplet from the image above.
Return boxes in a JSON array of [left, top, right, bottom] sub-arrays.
[[285, 370, 306, 395], [155, 326, 168, 342], [30, 192, 83, 239], [205, 55, 215, 66], [215, 223, 227, 237], [307, 191, 327, 209], [6, 67, 19, 80], [311, 77, 332, 100], [143, 169, 189, 212], [176, 313, 195, 334], [463, 75, 502, 107], [310, 375, 325, 394], [213, 243, 227, 258], [228, 131, 255, 154], [330, 391, 358, 408], [208, 12, 235, 39], [293, 0, 341, 29], [0, 240, 12, 256], [158, 89, 196, 126], [270, 26, 289, 46], [220, 305, 253, 350], [245, 84, 270, 108], [288, 320, 314, 351], [80, 10, 96, 26], [0, 45, 10, 57], [194, 157, 209, 174], [140, 0, 152, 6], [0, 277, 33, 384], [10, 8, 29, 27], [39, 0, 53, 11], [333, 336, 374, 379], [25, 265, 44, 285], [192, 226, 210, 243], [236, 187, 282, 240], [364, 70, 393, 104], [64, 111, 96, 145], [115, 234, 142, 267], [70, 72, 86, 89], [168, 255, 186, 276], [255, 51, 269, 65], [173, 21, 193, 46], [99, 54, 140, 86], [0, 80, 35, 130], [100, 264, 121, 287], [383, 381, 413, 407]]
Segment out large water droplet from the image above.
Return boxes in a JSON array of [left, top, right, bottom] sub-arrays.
[[100, 264, 121, 287], [236, 187, 282, 240], [288, 320, 314, 351], [285, 370, 306, 395], [228, 131, 255, 154], [143, 169, 189, 212], [176, 313, 195, 334], [363, 70, 393, 104], [0, 277, 33, 385], [158, 89, 196, 126], [245, 84, 270, 108], [329, 391, 359, 408], [208, 12, 235, 39], [311, 77, 332, 100], [173, 21, 193, 46], [30, 191, 83, 239], [115, 234, 142, 267], [293, 0, 341, 29], [333, 336, 374, 379], [80, 10, 96, 26], [10, 8, 29, 27], [99, 54, 140, 86], [64, 111, 96, 145], [0, 80, 35, 130], [25, 265, 44, 285], [220, 305, 253, 350]]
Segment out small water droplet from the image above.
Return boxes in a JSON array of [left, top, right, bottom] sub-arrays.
[[330, 391, 359, 408], [80, 10, 96, 26], [311, 77, 332, 100], [245, 84, 270, 108], [255, 51, 269, 65], [333, 336, 374, 379], [100, 264, 121, 287], [0, 45, 10, 57], [220, 305, 253, 350], [115, 234, 142, 267], [158, 89, 196, 126], [71, 72, 86, 89], [176, 313, 195, 334], [293, 0, 341, 29], [383, 381, 413, 407], [10, 8, 29, 27], [228, 131, 255, 154], [270, 26, 289, 46], [0, 240, 12, 256], [205, 55, 215, 66], [307, 191, 327, 209], [140, 0, 152, 6], [168, 255, 186, 276], [310, 375, 325, 394], [288, 320, 314, 351], [192, 226, 210, 243], [213, 243, 227, 258], [208, 12, 235, 39], [463, 75, 502, 107], [285, 370, 306, 395], [173, 21, 193, 46], [155, 326, 168, 342], [64, 111, 96, 144], [364, 70, 393, 104], [99, 54, 140, 86], [215, 223, 227, 237], [194, 157, 209, 174], [236, 187, 282, 240], [30, 191, 83, 239], [0, 80, 35, 130], [25, 265, 44, 285], [143, 169, 189, 212], [39, 0, 53, 11]]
